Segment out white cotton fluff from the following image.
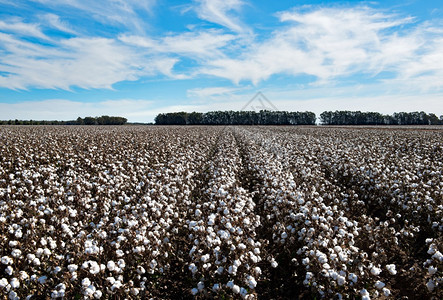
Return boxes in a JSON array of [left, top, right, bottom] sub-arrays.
[[336, 275, 346, 286], [374, 281, 385, 289], [0, 278, 9, 289], [232, 285, 240, 294], [38, 276, 47, 284], [89, 261, 100, 275], [348, 273, 358, 283], [428, 266, 437, 275], [360, 289, 370, 300], [10, 278, 19, 289], [93, 290, 103, 299], [1, 256, 13, 265], [246, 275, 257, 289], [5, 266, 13, 276], [191, 288, 198, 295], [370, 266, 382, 276], [201, 254, 210, 263], [107, 261, 116, 271], [82, 278, 91, 287], [382, 288, 391, 296], [386, 264, 397, 275], [426, 280, 436, 292], [271, 259, 278, 268], [11, 250, 21, 258], [433, 251, 443, 262]]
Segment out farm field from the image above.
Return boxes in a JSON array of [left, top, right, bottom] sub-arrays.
[[0, 125, 441, 299]]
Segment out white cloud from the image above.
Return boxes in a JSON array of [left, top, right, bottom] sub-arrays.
[[0, 19, 48, 39], [194, 0, 248, 33], [1, 3, 442, 95], [200, 7, 443, 91], [0, 99, 154, 122], [120, 30, 236, 59], [31, 0, 156, 34], [187, 86, 246, 99], [0, 34, 178, 89], [41, 13, 77, 35]]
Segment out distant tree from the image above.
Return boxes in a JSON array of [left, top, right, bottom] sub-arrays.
[[428, 113, 440, 125], [76, 117, 84, 125], [83, 117, 97, 125], [187, 112, 203, 125]]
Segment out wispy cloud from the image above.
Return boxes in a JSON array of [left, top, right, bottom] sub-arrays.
[[0, 18, 48, 39], [200, 7, 443, 90], [187, 86, 246, 99], [119, 30, 236, 59], [41, 13, 77, 35], [194, 0, 249, 33], [30, 0, 156, 34], [0, 34, 176, 89], [0, 2, 442, 95]]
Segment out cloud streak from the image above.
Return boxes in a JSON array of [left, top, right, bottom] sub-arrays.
[[200, 7, 443, 89], [194, 0, 248, 33], [0, 2, 442, 95]]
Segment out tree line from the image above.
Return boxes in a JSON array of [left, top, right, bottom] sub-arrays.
[[155, 111, 317, 125], [0, 116, 127, 126], [320, 111, 443, 125]]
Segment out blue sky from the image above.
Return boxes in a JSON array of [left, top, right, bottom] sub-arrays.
[[0, 0, 442, 122]]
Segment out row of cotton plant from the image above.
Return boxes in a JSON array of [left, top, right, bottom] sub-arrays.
[[0, 126, 219, 299], [0, 125, 441, 299], [184, 131, 263, 298], [237, 126, 441, 299]]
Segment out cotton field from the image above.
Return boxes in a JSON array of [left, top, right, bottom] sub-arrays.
[[0, 126, 441, 299]]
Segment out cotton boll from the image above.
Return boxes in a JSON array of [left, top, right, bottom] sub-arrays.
[[426, 280, 436, 292], [232, 285, 240, 294], [382, 288, 391, 296], [11, 250, 21, 259], [1, 256, 13, 265], [9, 291, 19, 300], [370, 266, 382, 276], [254, 267, 262, 275], [428, 266, 437, 275], [191, 288, 198, 295], [9, 278, 19, 289], [374, 281, 385, 289], [38, 276, 47, 284], [336, 275, 346, 286], [82, 278, 91, 287], [93, 290, 103, 299], [5, 266, 13, 276], [271, 259, 278, 268], [360, 289, 370, 299], [386, 264, 397, 275], [107, 261, 116, 272], [0, 278, 9, 289]]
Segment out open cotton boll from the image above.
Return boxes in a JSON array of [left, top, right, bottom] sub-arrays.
[[10, 278, 19, 289], [374, 281, 385, 289], [370, 266, 382, 276], [426, 280, 436, 292], [382, 288, 391, 296], [428, 266, 437, 275], [386, 264, 397, 275]]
